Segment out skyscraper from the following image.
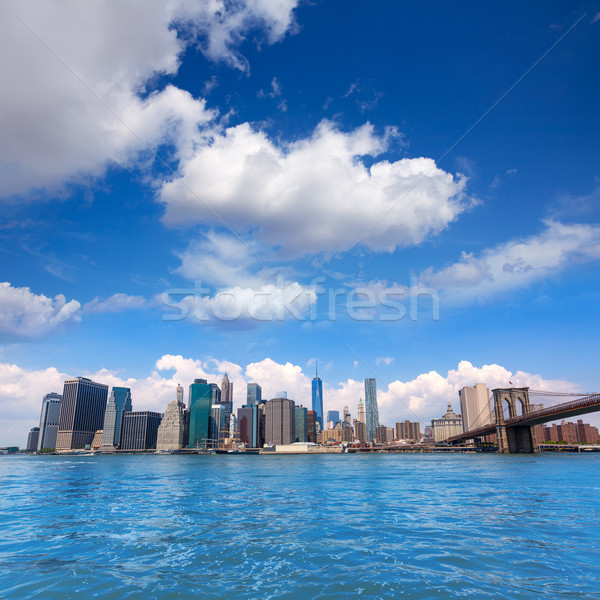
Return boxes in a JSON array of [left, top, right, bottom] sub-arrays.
[[120, 411, 162, 450], [26, 427, 40, 452], [209, 383, 221, 405], [343, 406, 351, 424], [101, 387, 132, 448], [265, 397, 295, 445], [176, 383, 184, 406], [209, 404, 228, 447], [56, 377, 109, 451], [326, 410, 340, 426], [37, 392, 62, 451], [307, 410, 317, 443], [312, 366, 323, 431], [295, 405, 308, 442], [188, 379, 212, 449], [459, 383, 492, 432], [364, 378, 379, 442], [357, 398, 365, 423], [247, 382, 262, 405], [156, 389, 187, 451], [220, 374, 233, 434]]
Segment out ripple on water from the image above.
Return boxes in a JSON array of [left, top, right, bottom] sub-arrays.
[[0, 454, 599, 599]]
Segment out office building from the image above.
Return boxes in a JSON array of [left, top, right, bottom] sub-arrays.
[[396, 420, 421, 442], [237, 406, 254, 447], [326, 410, 340, 426], [209, 404, 228, 447], [307, 410, 317, 443], [431, 402, 463, 442], [156, 392, 187, 450], [26, 427, 40, 452], [120, 411, 162, 451], [220, 374, 233, 434], [364, 378, 380, 442], [188, 379, 212, 449], [101, 387, 132, 448], [37, 392, 62, 451], [312, 367, 324, 431], [56, 377, 109, 451], [247, 383, 262, 405], [459, 384, 492, 432], [209, 383, 221, 405], [295, 405, 308, 442], [343, 406, 351, 424], [176, 383, 184, 406], [265, 398, 295, 445], [357, 398, 365, 423]]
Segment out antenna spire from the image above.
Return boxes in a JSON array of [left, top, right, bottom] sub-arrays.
[[315, 360, 318, 378]]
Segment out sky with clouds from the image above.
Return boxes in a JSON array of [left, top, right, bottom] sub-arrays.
[[1, 1, 599, 446]]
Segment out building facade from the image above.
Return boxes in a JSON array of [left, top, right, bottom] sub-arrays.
[[459, 383, 492, 432], [357, 398, 365, 423], [375, 425, 388, 444], [156, 393, 187, 450], [265, 398, 295, 445], [364, 378, 380, 442], [56, 377, 109, 451], [354, 420, 366, 443], [543, 419, 600, 444], [294, 405, 308, 442], [220, 374, 233, 435], [188, 379, 212, 449], [307, 410, 317, 443], [101, 387, 132, 448], [26, 427, 40, 451], [432, 402, 463, 442], [395, 420, 421, 441], [326, 410, 340, 427], [120, 411, 162, 451], [37, 392, 62, 451], [247, 383, 262, 406]]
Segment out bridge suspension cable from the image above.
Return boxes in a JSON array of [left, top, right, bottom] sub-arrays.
[[528, 390, 596, 397]]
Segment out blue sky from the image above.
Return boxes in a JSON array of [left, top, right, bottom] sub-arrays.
[[1, 1, 600, 445]]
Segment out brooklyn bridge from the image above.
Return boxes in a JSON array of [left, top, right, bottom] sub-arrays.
[[447, 388, 600, 453]]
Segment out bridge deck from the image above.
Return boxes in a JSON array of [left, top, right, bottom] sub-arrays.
[[448, 393, 600, 444]]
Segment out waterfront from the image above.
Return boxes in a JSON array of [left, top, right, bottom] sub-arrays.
[[1, 454, 599, 599]]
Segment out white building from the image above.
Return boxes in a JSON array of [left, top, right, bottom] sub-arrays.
[[459, 383, 493, 432], [432, 402, 463, 442]]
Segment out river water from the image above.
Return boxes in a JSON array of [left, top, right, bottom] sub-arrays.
[[1, 453, 599, 599]]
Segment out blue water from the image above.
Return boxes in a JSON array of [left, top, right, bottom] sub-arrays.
[[1, 454, 599, 599]]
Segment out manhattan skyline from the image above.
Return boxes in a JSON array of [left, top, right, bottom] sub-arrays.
[[1, 1, 600, 447]]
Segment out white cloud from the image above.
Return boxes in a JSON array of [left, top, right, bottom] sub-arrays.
[[0, 354, 588, 447], [160, 120, 469, 257], [421, 220, 600, 304], [84, 294, 146, 314], [376, 356, 394, 366], [0, 0, 299, 197], [0, 282, 81, 337]]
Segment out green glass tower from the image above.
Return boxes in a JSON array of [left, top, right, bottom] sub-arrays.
[[188, 378, 212, 449]]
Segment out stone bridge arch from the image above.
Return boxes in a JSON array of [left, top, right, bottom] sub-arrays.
[[492, 387, 537, 453]]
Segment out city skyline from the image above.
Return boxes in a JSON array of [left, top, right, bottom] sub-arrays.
[[1, 2, 600, 447]]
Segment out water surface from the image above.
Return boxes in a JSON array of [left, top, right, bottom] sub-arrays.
[[1, 453, 598, 599]]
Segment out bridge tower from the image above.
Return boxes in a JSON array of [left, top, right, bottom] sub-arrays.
[[493, 387, 538, 453]]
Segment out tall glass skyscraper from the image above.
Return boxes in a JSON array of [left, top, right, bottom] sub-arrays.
[[188, 379, 212, 449], [312, 370, 323, 431], [247, 383, 262, 405], [364, 378, 380, 442], [101, 387, 132, 448]]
